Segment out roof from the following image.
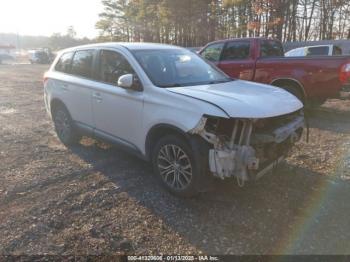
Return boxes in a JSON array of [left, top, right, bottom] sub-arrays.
[[120, 42, 182, 50], [60, 42, 183, 53]]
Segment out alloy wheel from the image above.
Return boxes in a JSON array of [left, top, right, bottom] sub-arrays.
[[54, 110, 71, 142], [157, 144, 193, 190]]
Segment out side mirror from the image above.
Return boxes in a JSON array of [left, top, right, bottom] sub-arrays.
[[117, 74, 142, 91], [118, 74, 134, 89]]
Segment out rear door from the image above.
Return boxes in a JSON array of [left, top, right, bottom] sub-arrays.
[[52, 50, 95, 129], [218, 40, 255, 80], [66, 49, 96, 129]]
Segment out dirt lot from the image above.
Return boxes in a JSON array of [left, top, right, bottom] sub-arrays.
[[1, 64, 350, 255]]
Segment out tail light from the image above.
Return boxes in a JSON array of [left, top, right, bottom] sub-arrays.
[[340, 63, 350, 84]]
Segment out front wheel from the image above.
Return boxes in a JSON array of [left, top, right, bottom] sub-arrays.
[[152, 135, 200, 197]]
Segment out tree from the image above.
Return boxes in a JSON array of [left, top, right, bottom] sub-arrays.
[[96, 0, 350, 45]]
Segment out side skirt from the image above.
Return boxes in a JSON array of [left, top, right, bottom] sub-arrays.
[[75, 121, 148, 161]]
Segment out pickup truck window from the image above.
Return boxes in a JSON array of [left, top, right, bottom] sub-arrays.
[[201, 43, 224, 62], [260, 40, 284, 57], [306, 46, 329, 56], [221, 41, 250, 61]]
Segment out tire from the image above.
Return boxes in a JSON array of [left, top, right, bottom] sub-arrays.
[[308, 99, 326, 108], [279, 83, 304, 104], [52, 105, 81, 146], [152, 135, 201, 197]]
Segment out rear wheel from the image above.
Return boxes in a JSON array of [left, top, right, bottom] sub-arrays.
[[277, 83, 304, 104], [52, 105, 81, 146], [152, 135, 200, 197], [308, 99, 326, 108]]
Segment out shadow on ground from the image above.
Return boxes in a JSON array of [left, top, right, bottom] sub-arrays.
[[307, 107, 350, 134], [43, 138, 350, 254]]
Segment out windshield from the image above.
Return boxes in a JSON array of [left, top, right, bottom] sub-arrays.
[[132, 48, 232, 87]]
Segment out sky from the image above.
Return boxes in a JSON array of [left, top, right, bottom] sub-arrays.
[[0, 0, 104, 38]]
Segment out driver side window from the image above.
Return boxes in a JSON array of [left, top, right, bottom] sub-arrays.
[[201, 43, 224, 62], [99, 50, 135, 85]]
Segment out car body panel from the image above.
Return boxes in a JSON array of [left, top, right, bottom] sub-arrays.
[[45, 71, 95, 127], [254, 56, 350, 98], [167, 80, 303, 118], [91, 81, 144, 150]]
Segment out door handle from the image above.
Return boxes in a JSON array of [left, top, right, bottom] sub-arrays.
[[92, 92, 102, 103], [62, 83, 69, 91]]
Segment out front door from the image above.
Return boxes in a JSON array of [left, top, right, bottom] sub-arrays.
[[91, 49, 144, 150], [200, 42, 225, 67]]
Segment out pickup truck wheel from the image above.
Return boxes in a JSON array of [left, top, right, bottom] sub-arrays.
[[152, 135, 200, 197], [308, 99, 326, 108], [52, 105, 81, 146]]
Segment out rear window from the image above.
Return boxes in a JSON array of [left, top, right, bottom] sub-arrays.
[[260, 40, 284, 57], [71, 50, 95, 79], [55, 52, 74, 73], [221, 41, 250, 61]]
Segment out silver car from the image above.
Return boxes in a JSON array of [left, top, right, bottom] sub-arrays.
[[44, 43, 304, 197]]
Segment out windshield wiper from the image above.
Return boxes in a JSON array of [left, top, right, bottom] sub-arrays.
[[160, 83, 184, 87], [208, 79, 233, 84]]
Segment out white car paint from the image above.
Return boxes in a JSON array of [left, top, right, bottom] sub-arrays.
[[44, 42, 303, 157], [168, 80, 302, 118], [285, 44, 341, 57]]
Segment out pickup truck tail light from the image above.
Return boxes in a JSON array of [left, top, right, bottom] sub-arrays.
[[340, 63, 350, 85]]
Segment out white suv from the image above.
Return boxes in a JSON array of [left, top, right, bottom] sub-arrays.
[[44, 43, 304, 197]]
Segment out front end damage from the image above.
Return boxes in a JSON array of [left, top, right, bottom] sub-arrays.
[[190, 110, 305, 185]]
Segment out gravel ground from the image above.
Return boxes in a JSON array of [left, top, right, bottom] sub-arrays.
[[1, 64, 350, 255]]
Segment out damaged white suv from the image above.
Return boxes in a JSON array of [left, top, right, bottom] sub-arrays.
[[44, 43, 304, 197]]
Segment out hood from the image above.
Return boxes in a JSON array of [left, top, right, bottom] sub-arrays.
[[167, 80, 303, 118]]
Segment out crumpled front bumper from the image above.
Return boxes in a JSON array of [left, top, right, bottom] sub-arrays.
[[208, 115, 304, 182]]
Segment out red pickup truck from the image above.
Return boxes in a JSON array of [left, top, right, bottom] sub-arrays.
[[199, 38, 350, 105]]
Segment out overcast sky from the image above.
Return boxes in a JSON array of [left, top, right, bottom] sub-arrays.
[[0, 0, 104, 38]]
